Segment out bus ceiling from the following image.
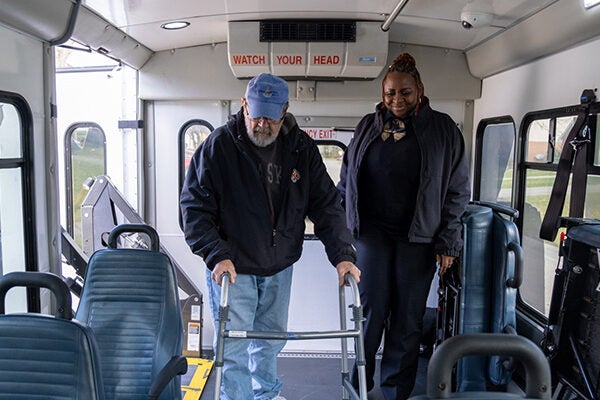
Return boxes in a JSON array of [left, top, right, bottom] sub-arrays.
[[1, 0, 600, 78]]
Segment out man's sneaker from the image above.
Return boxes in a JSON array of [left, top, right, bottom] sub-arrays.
[[271, 396, 287, 400]]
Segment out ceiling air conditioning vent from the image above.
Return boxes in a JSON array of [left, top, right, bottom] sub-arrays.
[[260, 20, 356, 42]]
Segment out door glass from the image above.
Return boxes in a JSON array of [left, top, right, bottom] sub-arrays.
[[67, 125, 106, 247]]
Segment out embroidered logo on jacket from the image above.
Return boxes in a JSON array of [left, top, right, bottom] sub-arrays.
[[291, 169, 301, 183]]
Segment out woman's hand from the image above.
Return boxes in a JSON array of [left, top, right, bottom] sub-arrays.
[[436, 254, 456, 276]]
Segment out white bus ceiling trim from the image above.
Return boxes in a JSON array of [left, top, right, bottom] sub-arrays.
[[467, 0, 600, 78], [70, 5, 153, 70], [0, 0, 75, 43]]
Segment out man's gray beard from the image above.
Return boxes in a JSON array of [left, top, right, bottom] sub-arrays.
[[245, 119, 279, 147]]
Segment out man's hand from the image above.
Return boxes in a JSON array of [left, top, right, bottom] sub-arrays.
[[335, 261, 361, 286], [212, 259, 237, 286], [436, 254, 456, 276]]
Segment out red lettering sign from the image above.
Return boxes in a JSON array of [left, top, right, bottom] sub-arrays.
[[304, 128, 335, 140], [312, 55, 340, 65], [231, 54, 267, 65], [275, 55, 304, 65]]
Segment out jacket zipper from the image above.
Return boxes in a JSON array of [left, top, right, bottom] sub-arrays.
[[236, 133, 277, 246]]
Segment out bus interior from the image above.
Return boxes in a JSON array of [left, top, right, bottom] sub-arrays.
[[1, 0, 600, 399]]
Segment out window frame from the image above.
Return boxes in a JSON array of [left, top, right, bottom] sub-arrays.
[[63, 121, 107, 240], [178, 119, 215, 230], [473, 115, 517, 204], [515, 101, 600, 321], [0, 91, 38, 311], [516, 104, 599, 234]]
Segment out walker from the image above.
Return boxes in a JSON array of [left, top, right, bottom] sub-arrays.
[[212, 273, 368, 400]]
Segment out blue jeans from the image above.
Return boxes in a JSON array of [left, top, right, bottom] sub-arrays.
[[206, 266, 293, 400]]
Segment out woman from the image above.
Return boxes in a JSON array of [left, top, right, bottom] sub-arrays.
[[338, 53, 470, 400]]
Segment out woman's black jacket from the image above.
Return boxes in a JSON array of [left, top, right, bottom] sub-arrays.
[[338, 99, 471, 257]]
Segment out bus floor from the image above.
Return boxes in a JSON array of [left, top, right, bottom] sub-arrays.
[[192, 354, 429, 400]]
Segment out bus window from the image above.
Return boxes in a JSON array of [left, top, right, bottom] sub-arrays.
[[586, 107, 600, 219], [178, 119, 214, 230], [0, 94, 37, 311], [304, 142, 345, 238], [525, 116, 577, 164], [520, 113, 572, 316], [64, 123, 106, 248], [518, 110, 595, 317], [474, 117, 515, 204], [525, 118, 551, 163], [595, 108, 600, 167], [180, 119, 214, 179], [553, 116, 577, 163]]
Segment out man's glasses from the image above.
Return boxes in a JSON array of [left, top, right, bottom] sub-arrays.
[[244, 105, 283, 125]]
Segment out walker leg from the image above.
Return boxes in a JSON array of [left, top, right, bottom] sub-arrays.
[[213, 365, 222, 400], [213, 274, 231, 400], [340, 277, 369, 400], [213, 303, 228, 400], [353, 304, 368, 400], [339, 287, 350, 400]]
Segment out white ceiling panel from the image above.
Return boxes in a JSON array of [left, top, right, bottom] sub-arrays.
[[84, 0, 227, 27], [81, 0, 563, 52], [124, 16, 228, 51]]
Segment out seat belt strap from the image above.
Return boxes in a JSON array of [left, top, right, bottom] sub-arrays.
[[569, 123, 590, 218], [539, 115, 588, 241]]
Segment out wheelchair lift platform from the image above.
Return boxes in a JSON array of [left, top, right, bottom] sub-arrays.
[[182, 357, 214, 400]]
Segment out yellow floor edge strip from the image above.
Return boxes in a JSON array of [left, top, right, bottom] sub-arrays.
[[182, 357, 214, 400]]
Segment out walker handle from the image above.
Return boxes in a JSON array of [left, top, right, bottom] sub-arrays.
[[219, 272, 231, 307], [344, 273, 361, 308]]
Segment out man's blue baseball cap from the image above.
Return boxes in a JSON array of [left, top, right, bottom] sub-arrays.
[[245, 73, 289, 121]]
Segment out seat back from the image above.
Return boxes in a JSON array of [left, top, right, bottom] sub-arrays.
[[456, 204, 494, 391], [75, 224, 183, 400], [489, 212, 523, 385], [0, 271, 105, 400], [443, 203, 523, 391]]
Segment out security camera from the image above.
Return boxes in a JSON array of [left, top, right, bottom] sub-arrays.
[[460, 1, 494, 29], [461, 11, 493, 29]]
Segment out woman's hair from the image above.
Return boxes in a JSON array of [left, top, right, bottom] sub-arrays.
[[382, 53, 425, 114], [386, 53, 423, 88]]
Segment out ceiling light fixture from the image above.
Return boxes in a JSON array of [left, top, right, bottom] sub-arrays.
[[584, 0, 600, 8], [161, 21, 190, 30]]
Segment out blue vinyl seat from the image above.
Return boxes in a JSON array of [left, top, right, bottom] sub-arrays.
[[438, 202, 524, 391], [75, 224, 186, 400], [0, 271, 105, 400]]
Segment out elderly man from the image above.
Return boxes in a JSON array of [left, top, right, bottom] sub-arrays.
[[180, 73, 360, 400]]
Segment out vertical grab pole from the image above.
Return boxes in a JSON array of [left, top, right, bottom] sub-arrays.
[[213, 273, 230, 400], [348, 274, 368, 400]]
